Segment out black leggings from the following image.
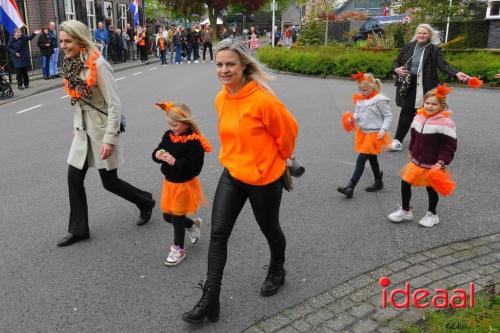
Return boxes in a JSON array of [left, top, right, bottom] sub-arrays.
[[163, 213, 194, 248], [203, 42, 213, 61], [67, 162, 152, 237], [401, 180, 439, 214], [350, 153, 381, 185], [206, 169, 285, 286], [16, 67, 29, 88], [394, 75, 418, 143]]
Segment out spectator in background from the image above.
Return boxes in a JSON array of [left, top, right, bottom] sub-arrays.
[[187, 25, 200, 63], [168, 24, 176, 64], [48, 21, 60, 78], [108, 26, 118, 64], [116, 28, 124, 63], [122, 27, 130, 61], [201, 24, 213, 63], [156, 27, 167, 65], [126, 23, 136, 60], [95, 22, 109, 60], [7, 27, 42, 90], [291, 25, 298, 44], [37, 27, 53, 80], [220, 26, 229, 40], [283, 26, 293, 48], [137, 26, 149, 64], [274, 27, 281, 46], [249, 26, 259, 56]]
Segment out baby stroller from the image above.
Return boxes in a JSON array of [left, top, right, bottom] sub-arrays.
[[0, 61, 14, 98]]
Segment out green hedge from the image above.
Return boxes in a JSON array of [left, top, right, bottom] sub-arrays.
[[256, 46, 500, 86]]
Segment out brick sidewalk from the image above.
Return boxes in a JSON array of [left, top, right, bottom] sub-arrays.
[[244, 234, 500, 333]]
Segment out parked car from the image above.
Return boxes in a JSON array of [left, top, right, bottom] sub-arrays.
[[353, 15, 411, 42]]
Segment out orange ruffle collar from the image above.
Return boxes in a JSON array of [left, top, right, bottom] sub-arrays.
[[352, 91, 378, 104], [63, 50, 100, 99], [169, 132, 212, 152], [416, 108, 451, 118]]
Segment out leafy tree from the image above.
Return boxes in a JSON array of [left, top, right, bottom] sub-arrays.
[[401, 0, 487, 22], [144, 0, 171, 23]]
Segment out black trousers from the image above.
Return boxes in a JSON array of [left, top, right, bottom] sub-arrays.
[[163, 213, 194, 248], [350, 153, 381, 185], [202, 42, 213, 61], [67, 162, 153, 237], [16, 67, 29, 88], [206, 169, 286, 286], [139, 46, 148, 62], [394, 75, 418, 143], [401, 180, 439, 214]]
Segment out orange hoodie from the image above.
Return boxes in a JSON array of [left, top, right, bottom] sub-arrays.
[[215, 80, 298, 185]]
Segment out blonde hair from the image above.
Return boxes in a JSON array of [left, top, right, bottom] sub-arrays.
[[165, 103, 202, 135], [423, 88, 448, 110], [59, 20, 98, 61], [215, 38, 275, 94], [411, 24, 441, 45], [358, 73, 382, 91]]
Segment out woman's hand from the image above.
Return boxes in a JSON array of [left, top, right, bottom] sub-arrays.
[[377, 129, 386, 140], [15, 53, 21, 58], [100, 143, 115, 160], [161, 152, 176, 166], [395, 66, 409, 76], [456, 72, 469, 82], [33, 29, 42, 35]]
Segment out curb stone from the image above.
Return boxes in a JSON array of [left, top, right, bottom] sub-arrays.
[[245, 233, 500, 333]]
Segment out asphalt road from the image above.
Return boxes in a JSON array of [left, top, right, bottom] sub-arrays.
[[1, 62, 499, 333]]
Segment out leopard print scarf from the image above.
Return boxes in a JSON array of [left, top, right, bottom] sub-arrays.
[[62, 56, 92, 102]]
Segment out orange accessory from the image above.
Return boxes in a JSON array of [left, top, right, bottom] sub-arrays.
[[351, 71, 366, 82], [138, 32, 146, 46], [435, 84, 452, 100], [159, 37, 166, 50], [354, 128, 391, 155], [416, 108, 451, 118], [467, 76, 483, 88], [63, 50, 100, 99], [155, 101, 187, 118], [160, 177, 207, 215], [427, 168, 456, 196], [169, 132, 212, 153], [352, 91, 378, 104], [342, 111, 355, 132]]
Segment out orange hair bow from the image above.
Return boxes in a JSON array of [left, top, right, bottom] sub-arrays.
[[435, 84, 452, 100], [155, 101, 175, 112], [351, 72, 366, 82]]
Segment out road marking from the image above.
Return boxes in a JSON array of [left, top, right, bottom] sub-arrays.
[[17, 104, 43, 114], [148, 67, 157, 71], [60, 95, 70, 99], [132, 72, 142, 76], [115, 77, 126, 81]]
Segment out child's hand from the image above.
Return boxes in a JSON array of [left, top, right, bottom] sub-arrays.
[[377, 129, 386, 140], [431, 160, 445, 169], [155, 149, 165, 160], [162, 152, 176, 166]]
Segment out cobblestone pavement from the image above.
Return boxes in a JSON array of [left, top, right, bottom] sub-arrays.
[[245, 233, 500, 333]]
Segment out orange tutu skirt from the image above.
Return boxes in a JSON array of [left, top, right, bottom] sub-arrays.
[[354, 128, 391, 155], [160, 177, 207, 215], [400, 162, 432, 187]]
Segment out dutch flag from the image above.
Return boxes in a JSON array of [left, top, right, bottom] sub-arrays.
[[0, 0, 25, 33], [129, 0, 140, 27]]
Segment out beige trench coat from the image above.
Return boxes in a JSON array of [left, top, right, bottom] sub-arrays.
[[67, 57, 124, 170]]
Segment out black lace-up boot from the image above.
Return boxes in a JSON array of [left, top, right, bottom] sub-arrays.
[[337, 180, 356, 199], [365, 171, 384, 192], [260, 265, 286, 297], [182, 281, 220, 324]]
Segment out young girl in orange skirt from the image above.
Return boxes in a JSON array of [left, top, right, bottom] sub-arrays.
[[152, 102, 212, 266], [337, 72, 392, 198], [388, 85, 457, 227]]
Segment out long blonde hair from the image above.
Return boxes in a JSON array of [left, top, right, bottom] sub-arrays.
[[215, 38, 275, 94], [411, 23, 441, 45], [59, 20, 99, 62], [164, 103, 201, 135], [357, 73, 382, 92]]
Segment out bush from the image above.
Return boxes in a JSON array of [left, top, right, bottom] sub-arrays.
[[257, 46, 500, 86], [299, 18, 326, 46]]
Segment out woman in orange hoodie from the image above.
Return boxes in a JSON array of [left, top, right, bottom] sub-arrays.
[[183, 39, 298, 325]]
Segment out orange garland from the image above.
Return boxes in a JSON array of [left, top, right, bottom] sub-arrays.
[[169, 133, 212, 153], [63, 50, 100, 99], [416, 108, 451, 118], [352, 91, 378, 104]]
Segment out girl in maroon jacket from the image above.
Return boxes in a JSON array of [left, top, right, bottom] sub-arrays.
[[388, 85, 457, 227]]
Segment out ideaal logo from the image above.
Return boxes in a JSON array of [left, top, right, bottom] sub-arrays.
[[379, 276, 475, 309]]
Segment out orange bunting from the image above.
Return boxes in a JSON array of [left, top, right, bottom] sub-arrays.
[[435, 84, 452, 100], [467, 76, 483, 88], [342, 111, 355, 132], [427, 168, 456, 196], [351, 72, 366, 82]]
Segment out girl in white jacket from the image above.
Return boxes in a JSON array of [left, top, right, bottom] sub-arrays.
[[337, 72, 392, 198]]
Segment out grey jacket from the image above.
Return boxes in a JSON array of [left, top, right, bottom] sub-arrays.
[[67, 57, 123, 171], [353, 94, 392, 132]]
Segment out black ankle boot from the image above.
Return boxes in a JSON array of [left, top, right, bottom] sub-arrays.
[[260, 265, 286, 297], [182, 281, 220, 324], [366, 172, 384, 192], [337, 180, 355, 198]]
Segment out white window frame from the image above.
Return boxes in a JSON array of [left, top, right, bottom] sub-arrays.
[[103, 1, 114, 26], [64, 0, 76, 21], [486, 0, 500, 19], [86, 0, 97, 36], [118, 4, 127, 30]]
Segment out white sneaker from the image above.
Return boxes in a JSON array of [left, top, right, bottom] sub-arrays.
[[194, 60, 199, 63], [188, 218, 202, 245], [418, 211, 439, 227], [202, 60, 206, 63], [388, 207, 413, 223], [187, 60, 191, 64], [391, 139, 403, 151], [210, 60, 214, 64], [164, 245, 185, 266]]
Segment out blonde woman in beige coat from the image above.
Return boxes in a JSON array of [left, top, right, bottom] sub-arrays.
[[57, 20, 155, 247]]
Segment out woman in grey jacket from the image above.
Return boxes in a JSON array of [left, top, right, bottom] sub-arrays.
[[337, 73, 392, 198], [57, 20, 155, 247]]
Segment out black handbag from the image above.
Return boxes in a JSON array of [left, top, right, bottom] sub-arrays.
[[397, 72, 411, 97]]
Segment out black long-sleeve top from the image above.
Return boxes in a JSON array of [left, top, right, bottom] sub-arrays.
[[152, 129, 205, 183]]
